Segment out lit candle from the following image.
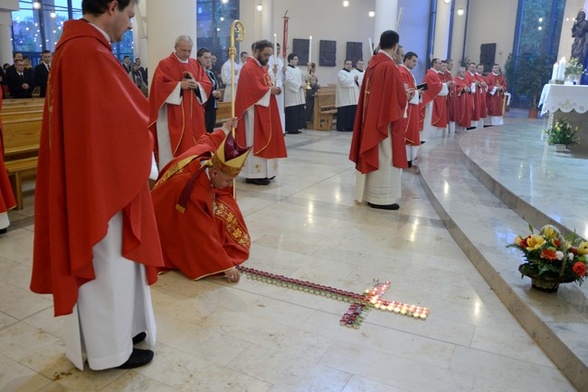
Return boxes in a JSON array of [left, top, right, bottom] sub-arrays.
[[557, 57, 566, 80], [273, 33, 278, 61], [308, 35, 312, 65], [368, 37, 373, 56], [551, 63, 558, 81]]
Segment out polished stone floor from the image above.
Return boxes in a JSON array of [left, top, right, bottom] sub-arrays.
[[0, 114, 580, 391]]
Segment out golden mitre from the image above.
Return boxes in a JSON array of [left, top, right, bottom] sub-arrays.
[[210, 132, 251, 177]]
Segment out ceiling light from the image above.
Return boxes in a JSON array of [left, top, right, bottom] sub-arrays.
[[368, 10, 375, 18], [457, 8, 465, 16]]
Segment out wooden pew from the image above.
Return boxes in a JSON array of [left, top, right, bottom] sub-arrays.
[[215, 101, 232, 126], [1, 110, 44, 122], [312, 86, 337, 131], [2, 98, 45, 107], [2, 115, 43, 209]]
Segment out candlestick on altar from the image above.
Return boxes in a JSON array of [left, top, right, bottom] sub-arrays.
[[273, 33, 278, 61], [368, 37, 373, 58]]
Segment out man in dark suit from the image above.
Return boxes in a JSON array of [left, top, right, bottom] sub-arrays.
[[34, 50, 52, 98], [6, 59, 34, 98], [122, 55, 132, 73], [135, 58, 148, 85], [197, 47, 222, 133]]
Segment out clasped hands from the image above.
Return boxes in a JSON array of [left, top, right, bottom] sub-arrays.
[[181, 73, 199, 90]]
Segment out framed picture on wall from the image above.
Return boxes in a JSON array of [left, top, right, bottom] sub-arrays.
[[292, 38, 310, 64], [319, 40, 336, 67], [346, 41, 363, 65]]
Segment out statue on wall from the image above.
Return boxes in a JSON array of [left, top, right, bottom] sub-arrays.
[[571, 9, 588, 62]]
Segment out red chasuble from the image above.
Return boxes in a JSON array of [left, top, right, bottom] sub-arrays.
[[464, 71, 480, 121], [398, 65, 420, 146], [31, 20, 164, 317], [453, 76, 474, 128], [148, 54, 212, 160], [0, 88, 17, 214], [476, 73, 488, 119], [349, 52, 408, 173], [443, 71, 457, 122], [234, 57, 287, 159], [152, 130, 250, 280], [419, 69, 444, 130], [485, 73, 507, 116]]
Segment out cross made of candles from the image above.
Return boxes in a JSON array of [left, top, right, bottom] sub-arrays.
[[236, 266, 429, 329]]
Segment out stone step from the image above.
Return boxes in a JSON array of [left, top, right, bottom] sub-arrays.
[[417, 123, 587, 390]]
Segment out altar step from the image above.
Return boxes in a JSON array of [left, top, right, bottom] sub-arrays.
[[417, 124, 587, 391]]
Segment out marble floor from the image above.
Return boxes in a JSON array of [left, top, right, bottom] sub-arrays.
[[0, 114, 580, 391]]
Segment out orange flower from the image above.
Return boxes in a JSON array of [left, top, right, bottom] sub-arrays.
[[540, 248, 558, 261], [572, 262, 587, 277]]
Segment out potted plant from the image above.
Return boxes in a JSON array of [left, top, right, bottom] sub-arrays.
[[544, 118, 579, 151], [515, 54, 553, 118], [565, 57, 585, 84], [508, 224, 588, 292]]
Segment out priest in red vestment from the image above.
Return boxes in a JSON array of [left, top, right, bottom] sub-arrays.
[[235, 40, 287, 186], [149, 35, 212, 170], [453, 67, 474, 131], [398, 51, 421, 169], [465, 62, 484, 128], [152, 126, 251, 283], [0, 87, 17, 234], [349, 30, 408, 210], [31, 1, 164, 371], [476, 64, 489, 124], [442, 60, 457, 134], [420, 58, 449, 136], [485, 64, 507, 126]]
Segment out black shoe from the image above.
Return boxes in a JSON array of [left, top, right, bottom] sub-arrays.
[[117, 348, 154, 369], [0, 228, 6, 235], [368, 202, 400, 210], [132, 332, 146, 345], [407, 160, 412, 168], [286, 130, 301, 134], [245, 178, 271, 185]]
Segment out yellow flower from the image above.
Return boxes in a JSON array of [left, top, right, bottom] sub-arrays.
[[539, 225, 560, 240], [525, 235, 545, 251], [577, 241, 588, 255]]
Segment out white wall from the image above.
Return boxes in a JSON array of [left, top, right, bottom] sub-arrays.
[[455, 0, 518, 69], [240, 0, 375, 85]]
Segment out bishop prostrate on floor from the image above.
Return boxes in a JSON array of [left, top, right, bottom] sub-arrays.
[[152, 125, 251, 283]]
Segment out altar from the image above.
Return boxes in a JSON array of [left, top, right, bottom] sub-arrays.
[[539, 84, 588, 152]]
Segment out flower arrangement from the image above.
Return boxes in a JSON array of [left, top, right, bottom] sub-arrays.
[[564, 57, 585, 77], [544, 118, 578, 146], [509, 224, 588, 285]]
